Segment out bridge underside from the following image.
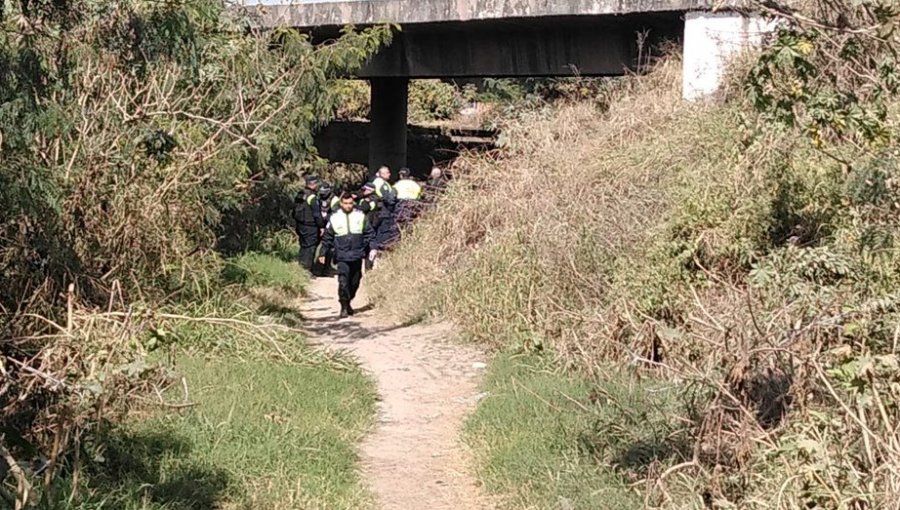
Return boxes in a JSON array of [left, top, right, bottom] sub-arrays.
[[303, 13, 685, 172], [310, 13, 684, 79]]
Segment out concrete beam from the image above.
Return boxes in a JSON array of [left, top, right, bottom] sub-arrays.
[[240, 0, 737, 29], [356, 18, 653, 78]]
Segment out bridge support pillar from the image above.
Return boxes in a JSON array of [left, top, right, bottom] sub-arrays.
[[683, 11, 773, 100], [369, 77, 409, 175]]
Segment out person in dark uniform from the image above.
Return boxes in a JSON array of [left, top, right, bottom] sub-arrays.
[[357, 182, 381, 270], [319, 192, 375, 318], [292, 175, 324, 271], [372, 165, 399, 252], [357, 183, 380, 225], [312, 182, 336, 277], [394, 167, 423, 228]]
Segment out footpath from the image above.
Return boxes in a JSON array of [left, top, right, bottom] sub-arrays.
[[299, 276, 493, 510]]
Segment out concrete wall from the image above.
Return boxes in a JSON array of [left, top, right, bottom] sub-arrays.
[[682, 11, 772, 100], [240, 0, 729, 28]]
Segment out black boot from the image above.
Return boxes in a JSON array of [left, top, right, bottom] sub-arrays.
[[339, 302, 350, 318], [347, 303, 355, 316]]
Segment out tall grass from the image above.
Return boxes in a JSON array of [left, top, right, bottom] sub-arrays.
[[368, 57, 728, 359], [369, 44, 900, 507]]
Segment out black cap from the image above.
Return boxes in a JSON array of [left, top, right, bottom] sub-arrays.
[[304, 175, 319, 185], [362, 182, 376, 191], [398, 167, 411, 178]]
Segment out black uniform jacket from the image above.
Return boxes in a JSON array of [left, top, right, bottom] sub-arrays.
[[320, 208, 375, 262]]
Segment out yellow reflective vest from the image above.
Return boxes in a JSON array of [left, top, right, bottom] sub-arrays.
[[394, 179, 423, 200]]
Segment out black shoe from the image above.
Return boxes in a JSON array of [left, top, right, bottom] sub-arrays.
[[347, 304, 355, 316], [339, 307, 349, 319]]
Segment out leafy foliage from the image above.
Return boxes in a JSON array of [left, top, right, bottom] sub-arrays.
[[746, 1, 900, 151], [0, 0, 389, 505], [408, 79, 464, 123]]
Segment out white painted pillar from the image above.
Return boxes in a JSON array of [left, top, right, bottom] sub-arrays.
[[682, 11, 773, 101]]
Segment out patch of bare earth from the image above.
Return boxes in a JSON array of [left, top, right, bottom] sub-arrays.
[[299, 276, 493, 510]]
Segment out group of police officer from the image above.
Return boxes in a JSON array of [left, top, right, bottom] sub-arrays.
[[293, 165, 438, 318]]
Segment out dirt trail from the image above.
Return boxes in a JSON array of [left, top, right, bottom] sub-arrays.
[[299, 276, 492, 510]]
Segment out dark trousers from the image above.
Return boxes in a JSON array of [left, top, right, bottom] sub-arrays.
[[311, 244, 332, 277], [374, 215, 400, 250], [337, 259, 363, 305], [297, 227, 320, 270]]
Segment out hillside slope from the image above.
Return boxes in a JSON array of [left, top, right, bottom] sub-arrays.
[[369, 38, 900, 509]]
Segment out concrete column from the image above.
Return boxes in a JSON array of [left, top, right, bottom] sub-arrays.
[[682, 11, 773, 101], [369, 77, 409, 175]]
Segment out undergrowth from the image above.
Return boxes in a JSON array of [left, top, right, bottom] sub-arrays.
[[370, 1, 900, 507], [466, 353, 688, 510], [39, 250, 376, 509], [61, 356, 375, 510], [0, 0, 388, 502]]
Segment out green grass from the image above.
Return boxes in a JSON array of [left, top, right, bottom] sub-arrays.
[[53, 256, 375, 510], [65, 355, 375, 510], [465, 353, 690, 509], [221, 251, 308, 295]]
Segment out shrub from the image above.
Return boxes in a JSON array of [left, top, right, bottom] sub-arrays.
[[409, 79, 464, 123], [0, 1, 389, 505]]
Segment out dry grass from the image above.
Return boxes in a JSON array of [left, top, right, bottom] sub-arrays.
[[368, 49, 900, 507], [368, 57, 729, 361]]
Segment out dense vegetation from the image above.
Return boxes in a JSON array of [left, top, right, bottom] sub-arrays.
[[370, 1, 900, 507], [0, 0, 389, 506]]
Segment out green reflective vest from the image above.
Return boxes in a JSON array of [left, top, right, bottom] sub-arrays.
[[395, 179, 423, 200], [373, 177, 393, 198], [330, 210, 366, 237]]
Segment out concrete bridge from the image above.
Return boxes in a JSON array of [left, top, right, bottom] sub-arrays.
[[240, 0, 765, 173]]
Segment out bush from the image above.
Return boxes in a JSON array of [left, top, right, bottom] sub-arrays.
[[333, 79, 371, 120], [409, 79, 464, 123], [0, 1, 390, 505]]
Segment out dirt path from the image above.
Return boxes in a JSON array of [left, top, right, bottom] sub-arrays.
[[299, 276, 492, 510]]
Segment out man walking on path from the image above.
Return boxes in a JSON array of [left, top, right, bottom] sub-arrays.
[[293, 175, 324, 271], [320, 192, 375, 318]]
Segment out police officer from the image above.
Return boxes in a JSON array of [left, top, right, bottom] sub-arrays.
[[372, 166, 396, 204], [372, 166, 400, 252], [319, 192, 375, 318], [317, 182, 335, 219], [311, 181, 336, 277], [357, 182, 381, 269], [357, 182, 381, 226], [394, 168, 423, 201], [394, 167, 423, 227], [293, 175, 324, 271]]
